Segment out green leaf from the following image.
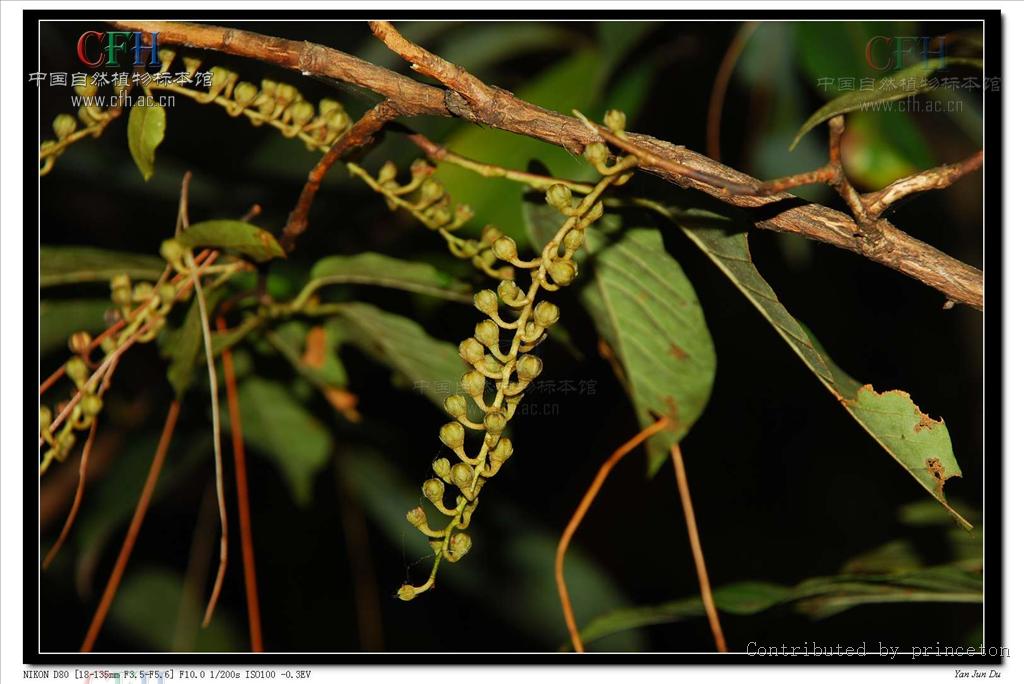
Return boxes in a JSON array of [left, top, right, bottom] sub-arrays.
[[126, 102, 166, 181], [41, 246, 165, 287], [646, 203, 968, 527], [327, 302, 465, 410], [233, 377, 332, 505], [39, 299, 110, 356], [791, 57, 981, 150], [176, 220, 285, 262], [525, 204, 716, 474], [159, 289, 224, 398], [435, 23, 583, 73], [309, 252, 473, 303], [577, 564, 980, 647]]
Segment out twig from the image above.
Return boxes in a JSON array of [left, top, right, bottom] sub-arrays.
[[669, 443, 726, 653], [109, 19, 983, 308], [706, 22, 759, 161], [280, 100, 400, 253], [81, 400, 180, 652], [863, 149, 984, 217], [218, 316, 264, 652], [42, 421, 97, 570], [187, 252, 229, 629], [556, 416, 672, 653]]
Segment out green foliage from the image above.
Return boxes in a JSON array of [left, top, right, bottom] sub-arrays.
[[40, 246, 165, 288], [791, 57, 982, 151], [525, 204, 716, 474], [40, 299, 110, 356], [175, 220, 285, 262], [646, 203, 968, 527], [233, 377, 332, 504], [127, 103, 166, 181], [309, 253, 473, 303]]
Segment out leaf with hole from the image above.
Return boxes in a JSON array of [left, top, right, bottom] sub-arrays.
[[525, 202, 716, 475], [645, 202, 968, 527], [126, 102, 166, 181]]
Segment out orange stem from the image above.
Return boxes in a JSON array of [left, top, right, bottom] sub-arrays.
[[42, 421, 98, 570], [555, 416, 672, 653], [81, 400, 180, 652], [669, 443, 727, 653], [217, 316, 264, 651]]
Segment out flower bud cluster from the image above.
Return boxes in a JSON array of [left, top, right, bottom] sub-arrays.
[[396, 112, 638, 601], [350, 160, 518, 281], [40, 264, 190, 475]]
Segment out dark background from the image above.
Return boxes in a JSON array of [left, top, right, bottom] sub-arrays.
[[35, 18, 988, 654]]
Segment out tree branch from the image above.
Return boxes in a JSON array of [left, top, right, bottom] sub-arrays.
[[109, 19, 983, 310]]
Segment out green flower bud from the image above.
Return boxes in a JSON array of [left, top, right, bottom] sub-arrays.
[[439, 421, 465, 450], [288, 100, 315, 126], [516, 354, 544, 381], [80, 393, 103, 418], [545, 183, 573, 210], [233, 81, 259, 106], [482, 355, 503, 375], [77, 105, 104, 126], [406, 506, 428, 527], [410, 159, 434, 177], [490, 437, 513, 463], [422, 478, 445, 502], [74, 82, 97, 97], [497, 280, 524, 305], [483, 409, 507, 435], [65, 356, 89, 388], [432, 457, 452, 480], [319, 98, 343, 117], [378, 161, 398, 183], [603, 109, 627, 133], [275, 82, 299, 104], [584, 141, 610, 166], [461, 370, 486, 397], [39, 405, 52, 433], [450, 462, 474, 489], [492, 236, 518, 262], [132, 282, 154, 303], [68, 331, 92, 356], [324, 108, 350, 132], [211, 67, 233, 90], [459, 338, 486, 365], [533, 301, 560, 328], [562, 228, 585, 251], [419, 179, 444, 203], [444, 394, 468, 418], [474, 289, 499, 315], [522, 321, 544, 343], [475, 320, 500, 348], [160, 238, 187, 266], [397, 584, 417, 601], [158, 282, 177, 306], [547, 259, 576, 286], [53, 114, 77, 140], [448, 532, 472, 561]]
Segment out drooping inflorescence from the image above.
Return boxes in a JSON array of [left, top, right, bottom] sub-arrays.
[[389, 111, 638, 600], [39, 49, 354, 176]]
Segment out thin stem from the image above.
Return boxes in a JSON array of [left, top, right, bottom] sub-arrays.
[[188, 253, 229, 628], [706, 22, 759, 161], [42, 420, 98, 570], [556, 416, 672, 653], [218, 316, 263, 652], [669, 443, 727, 653], [81, 400, 180, 652]]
